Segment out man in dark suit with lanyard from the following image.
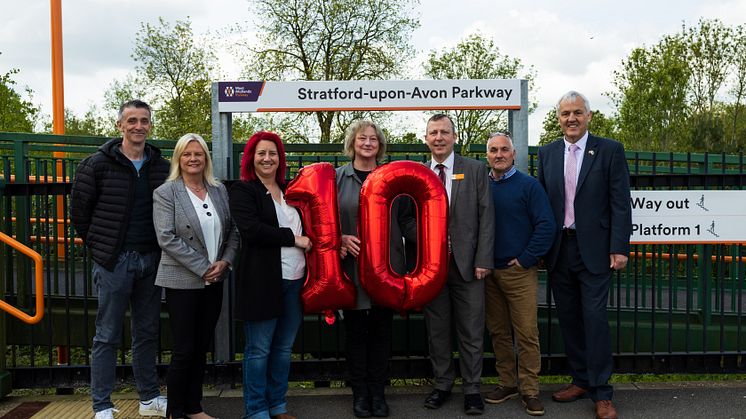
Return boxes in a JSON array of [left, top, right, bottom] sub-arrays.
[[537, 91, 631, 419], [422, 114, 495, 416]]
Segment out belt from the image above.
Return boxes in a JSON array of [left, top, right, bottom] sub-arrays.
[[562, 228, 577, 237]]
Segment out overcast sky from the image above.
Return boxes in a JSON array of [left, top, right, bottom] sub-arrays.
[[3, 0, 746, 144]]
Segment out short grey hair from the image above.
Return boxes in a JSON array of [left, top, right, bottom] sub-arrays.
[[556, 91, 591, 117]]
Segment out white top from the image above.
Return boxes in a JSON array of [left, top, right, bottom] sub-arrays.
[[563, 131, 589, 185], [186, 189, 222, 264], [430, 151, 455, 204], [273, 192, 306, 281]]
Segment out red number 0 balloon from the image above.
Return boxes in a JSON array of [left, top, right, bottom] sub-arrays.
[[285, 163, 356, 317], [358, 161, 449, 311]]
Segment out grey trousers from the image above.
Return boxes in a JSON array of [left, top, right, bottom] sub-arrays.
[[424, 259, 485, 395]]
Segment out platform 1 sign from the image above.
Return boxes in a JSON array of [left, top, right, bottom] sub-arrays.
[[630, 190, 746, 244], [217, 79, 521, 113]]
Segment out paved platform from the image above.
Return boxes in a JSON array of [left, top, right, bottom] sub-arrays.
[[1, 381, 746, 418]]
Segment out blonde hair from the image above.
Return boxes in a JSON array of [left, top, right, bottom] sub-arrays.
[[167, 133, 219, 186], [343, 120, 387, 161]]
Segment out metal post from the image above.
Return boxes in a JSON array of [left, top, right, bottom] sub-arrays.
[[211, 82, 233, 180], [211, 82, 233, 366], [508, 79, 529, 173]]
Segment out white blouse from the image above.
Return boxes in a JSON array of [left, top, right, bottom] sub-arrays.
[[273, 192, 306, 281], [186, 189, 222, 264]]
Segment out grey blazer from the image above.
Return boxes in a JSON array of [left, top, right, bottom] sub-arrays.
[[153, 178, 240, 289], [427, 154, 495, 281]]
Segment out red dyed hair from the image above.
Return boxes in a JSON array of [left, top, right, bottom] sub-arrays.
[[240, 131, 287, 185]]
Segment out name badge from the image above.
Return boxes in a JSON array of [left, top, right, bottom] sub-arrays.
[[452, 173, 464, 180]]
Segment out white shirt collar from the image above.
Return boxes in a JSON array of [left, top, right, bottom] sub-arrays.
[[431, 151, 455, 170], [564, 131, 589, 152]]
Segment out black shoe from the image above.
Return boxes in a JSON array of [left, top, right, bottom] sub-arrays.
[[353, 396, 372, 418], [464, 393, 485, 415], [424, 389, 451, 409], [371, 395, 389, 417]]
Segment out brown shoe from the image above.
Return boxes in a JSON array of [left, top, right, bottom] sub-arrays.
[[522, 396, 545, 416], [484, 386, 518, 404], [595, 400, 617, 419], [271, 414, 296, 419], [551, 384, 588, 402]]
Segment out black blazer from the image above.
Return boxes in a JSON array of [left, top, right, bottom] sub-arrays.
[[537, 134, 632, 275], [229, 179, 297, 321]]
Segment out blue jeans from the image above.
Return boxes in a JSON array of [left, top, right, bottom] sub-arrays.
[[242, 279, 303, 419], [91, 250, 162, 413]]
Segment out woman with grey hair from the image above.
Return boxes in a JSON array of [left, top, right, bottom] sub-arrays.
[[153, 133, 239, 419], [336, 120, 416, 418]]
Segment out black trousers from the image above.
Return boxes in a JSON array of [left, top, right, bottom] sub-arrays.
[[343, 306, 393, 397], [165, 282, 223, 418], [550, 235, 614, 401]]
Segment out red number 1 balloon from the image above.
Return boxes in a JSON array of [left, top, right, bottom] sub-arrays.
[[285, 163, 356, 320], [358, 161, 449, 311]]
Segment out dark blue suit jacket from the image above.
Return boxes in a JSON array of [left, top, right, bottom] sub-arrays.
[[537, 134, 632, 275]]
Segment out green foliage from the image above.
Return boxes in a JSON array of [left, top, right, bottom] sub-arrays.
[[726, 24, 746, 152], [610, 33, 691, 152], [102, 17, 216, 141], [609, 19, 746, 153], [424, 33, 536, 147], [538, 107, 617, 146], [132, 17, 215, 140], [246, 0, 419, 143], [0, 54, 40, 133], [388, 131, 421, 144]]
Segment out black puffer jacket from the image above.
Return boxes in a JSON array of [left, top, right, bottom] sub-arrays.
[[71, 138, 169, 270]]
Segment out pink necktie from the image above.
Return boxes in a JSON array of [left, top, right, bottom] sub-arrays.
[[564, 144, 579, 228]]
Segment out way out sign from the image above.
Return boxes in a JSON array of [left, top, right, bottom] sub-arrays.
[[630, 190, 746, 244]]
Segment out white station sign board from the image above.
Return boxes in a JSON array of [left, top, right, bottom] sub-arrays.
[[630, 190, 746, 244], [217, 79, 521, 112]]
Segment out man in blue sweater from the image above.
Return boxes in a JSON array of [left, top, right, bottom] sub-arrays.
[[483, 133, 556, 417]]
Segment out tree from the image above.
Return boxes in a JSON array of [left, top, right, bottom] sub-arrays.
[[609, 33, 692, 152], [608, 18, 746, 153], [116, 17, 216, 140], [538, 107, 617, 146], [0, 54, 40, 132], [57, 106, 114, 137], [727, 24, 746, 151], [245, 0, 419, 143], [423, 33, 536, 148]]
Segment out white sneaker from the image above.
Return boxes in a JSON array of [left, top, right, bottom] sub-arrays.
[[94, 408, 118, 419], [139, 395, 167, 417]]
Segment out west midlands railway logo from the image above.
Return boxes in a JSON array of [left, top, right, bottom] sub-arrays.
[[224, 86, 235, 97]]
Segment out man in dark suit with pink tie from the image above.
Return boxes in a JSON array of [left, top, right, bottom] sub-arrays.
[[537, 91, 632, 419]]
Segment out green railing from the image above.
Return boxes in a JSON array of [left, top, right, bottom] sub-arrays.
[[0, 131, 744, 390]]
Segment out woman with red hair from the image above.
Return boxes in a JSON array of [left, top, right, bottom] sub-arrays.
[[229, 131, 312, 419]]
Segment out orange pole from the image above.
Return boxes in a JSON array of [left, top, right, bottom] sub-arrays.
[[50, 0, 64, 134], [50, 0, 68, 365]]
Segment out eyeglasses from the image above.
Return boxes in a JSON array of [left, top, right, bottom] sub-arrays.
[[355, 137, 379, 144]]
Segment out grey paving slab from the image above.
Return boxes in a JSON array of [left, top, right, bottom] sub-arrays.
[[201, 383, 746, 419]]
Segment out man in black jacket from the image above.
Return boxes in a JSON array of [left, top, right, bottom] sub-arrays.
[[71, 100, 170, 419]]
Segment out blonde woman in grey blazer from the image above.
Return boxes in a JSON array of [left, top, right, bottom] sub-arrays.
[[153, 133, 239, 419]]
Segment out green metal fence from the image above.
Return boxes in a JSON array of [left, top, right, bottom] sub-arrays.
[[0, 132, 744, 390]]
